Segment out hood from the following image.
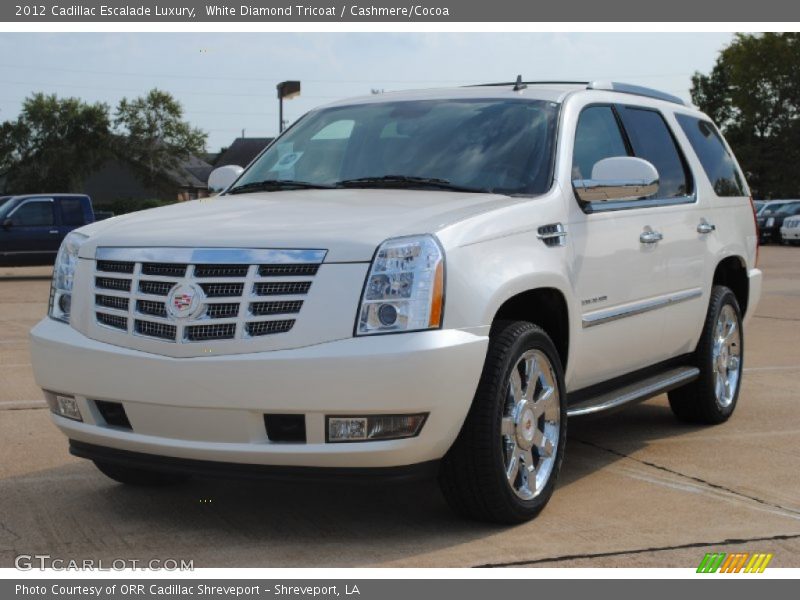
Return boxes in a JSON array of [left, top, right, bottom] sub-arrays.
[[78, 189, 516, 262]]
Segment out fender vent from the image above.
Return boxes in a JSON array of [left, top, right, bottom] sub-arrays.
[[537, 223, 567, 247]]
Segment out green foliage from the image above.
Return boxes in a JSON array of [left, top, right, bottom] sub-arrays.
[[691, 33, 800, 198], [114, 89, 207, 186], [0, 89, 207, 197], [0, 93, 111, 193]]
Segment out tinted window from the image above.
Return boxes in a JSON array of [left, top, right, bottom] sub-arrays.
[[60, 198, 86, 226], [572, 106, 628, 179], [11, 201, 54, 226], [675, 114, 745, 197], [618, 107, 691, 198], [778, 202, 800, 214], [233, 99, 560, 196]]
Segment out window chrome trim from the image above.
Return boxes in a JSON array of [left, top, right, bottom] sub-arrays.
[[582, 287, 703, 328], [95, 247, 327, 264], [582, 193, 697, 213]]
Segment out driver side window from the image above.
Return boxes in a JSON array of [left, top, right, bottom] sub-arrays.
[[11, 201, 54, 227], [572, 106, 629, 180]]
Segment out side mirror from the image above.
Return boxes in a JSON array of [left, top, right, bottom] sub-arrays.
[[573, 157, 659, 203], [208, 165, 244, 194], [2, 218, 12, 229]]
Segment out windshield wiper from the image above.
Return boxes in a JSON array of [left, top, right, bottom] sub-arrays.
[[227, 179, 336, 194], [336, 175, 490, 193]]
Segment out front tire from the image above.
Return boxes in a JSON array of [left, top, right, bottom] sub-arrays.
[[668, 286, 743, 424], [93, 461, 190, 486], [439, 321, 567, 523]]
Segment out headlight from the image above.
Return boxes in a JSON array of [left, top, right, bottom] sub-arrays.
[[356, 235, 444, 335], [49, 232, 88, 323], [766, 217, 775, 227]]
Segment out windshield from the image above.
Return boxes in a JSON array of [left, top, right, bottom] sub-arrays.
[[777, 202, 800, 214], [230, 98, 559, 196], [0, 197, 18, 219]]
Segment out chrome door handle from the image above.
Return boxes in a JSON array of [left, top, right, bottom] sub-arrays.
[[49, 230, 59, 234], [640, 227, 663, 244], [697, 220, 716, 235]]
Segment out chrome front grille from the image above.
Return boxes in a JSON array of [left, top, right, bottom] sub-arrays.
[[92, 247, 325, 344]]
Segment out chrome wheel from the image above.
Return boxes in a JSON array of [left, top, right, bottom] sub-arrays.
[[712, 304, 741, 408], [501, 349, 560, 500]]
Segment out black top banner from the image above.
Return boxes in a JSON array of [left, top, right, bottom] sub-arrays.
[[5, 0, 800, 22]]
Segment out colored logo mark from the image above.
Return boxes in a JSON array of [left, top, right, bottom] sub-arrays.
[[697, 552, 773, 573]]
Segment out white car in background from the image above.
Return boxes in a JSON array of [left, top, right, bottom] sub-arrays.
[[781, 215, 800, 245]]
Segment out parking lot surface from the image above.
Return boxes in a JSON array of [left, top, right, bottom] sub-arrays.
[[1, 247, 798, 568]]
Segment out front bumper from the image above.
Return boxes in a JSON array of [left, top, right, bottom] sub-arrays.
[[30, 318, 488, 469]]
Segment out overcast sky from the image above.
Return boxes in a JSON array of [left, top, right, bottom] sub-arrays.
[[0, 32, 734, 152]]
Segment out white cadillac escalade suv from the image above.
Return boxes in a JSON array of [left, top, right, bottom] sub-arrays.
[[30, 80, 762, 523]]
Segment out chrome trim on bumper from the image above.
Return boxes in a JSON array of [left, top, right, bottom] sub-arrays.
[[582, 288, 703, 328]]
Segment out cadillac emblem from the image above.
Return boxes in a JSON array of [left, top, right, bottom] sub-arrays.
[[166, 283, 203, 319]]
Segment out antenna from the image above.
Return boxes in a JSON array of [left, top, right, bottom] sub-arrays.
[[513, 75, 527, 92]]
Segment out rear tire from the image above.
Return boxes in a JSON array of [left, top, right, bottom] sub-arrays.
[[93, 461, 190, 486], [668, 286, 743, 424], [439, 321, 567, 523]]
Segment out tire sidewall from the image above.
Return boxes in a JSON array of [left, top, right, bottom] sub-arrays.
[[700, 288, 744, 419], [490, 324, 568, 518]]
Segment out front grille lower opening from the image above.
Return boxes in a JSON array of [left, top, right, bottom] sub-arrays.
[[264, 414, 306, 443], [95, 400, 132, 430]]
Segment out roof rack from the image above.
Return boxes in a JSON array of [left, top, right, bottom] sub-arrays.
[[471, 77, 687, 106], [586, 81, 686, 106]]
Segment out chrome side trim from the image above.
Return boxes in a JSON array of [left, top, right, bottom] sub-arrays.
[[567, 366, 700, 418], [96, 247, 327, 264], [582, 287, 703, 328]]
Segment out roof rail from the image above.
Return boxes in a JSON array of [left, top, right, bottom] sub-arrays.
[[472, 80, 589, 87], [587, 81, 687, 106], [470, 78, 687, 106]]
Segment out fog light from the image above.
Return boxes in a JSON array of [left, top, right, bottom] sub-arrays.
[[327, 414, 427, 443], [52, 394, 82, 421]]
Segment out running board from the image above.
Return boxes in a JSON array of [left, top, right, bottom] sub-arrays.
[[567, 366, 700, 418]]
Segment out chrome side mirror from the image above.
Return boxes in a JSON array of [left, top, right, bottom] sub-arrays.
[[208, 165, 244, 194], [573, 157, 659, 203]]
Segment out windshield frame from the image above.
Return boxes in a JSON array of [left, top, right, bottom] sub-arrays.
[[226, 97, 562, 198]]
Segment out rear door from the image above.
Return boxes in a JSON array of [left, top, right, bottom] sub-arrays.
[[57, 196, 91, 240], [615, 105, 705, 359]]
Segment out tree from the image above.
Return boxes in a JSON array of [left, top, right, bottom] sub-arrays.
[[0, 94, 111, 193], [114, 89, 207, 186], [691, 33, 800, 198]]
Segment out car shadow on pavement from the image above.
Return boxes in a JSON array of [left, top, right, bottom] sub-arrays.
[[0, 399, 704, 567], [560, 398, 704, 489]]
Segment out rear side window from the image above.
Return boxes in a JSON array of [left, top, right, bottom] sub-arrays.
[[617, 107, 691, 198], [675, 114, 745, 197], [60, 198, 86, 226], [572, 106, 628, 180]]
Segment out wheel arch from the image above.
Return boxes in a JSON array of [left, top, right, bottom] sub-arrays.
[[490, 285, 571, 373], [713, 255, 749, 316]]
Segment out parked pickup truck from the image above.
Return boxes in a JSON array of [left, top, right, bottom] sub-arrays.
[[0, 194, 95, 266], [29, 80, 761, 523]]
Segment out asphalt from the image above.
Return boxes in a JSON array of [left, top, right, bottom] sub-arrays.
[[1, 246, 798, 568]]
